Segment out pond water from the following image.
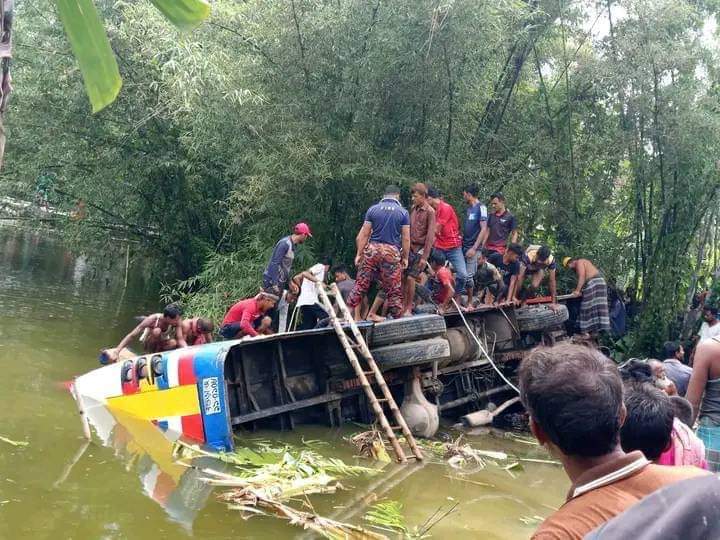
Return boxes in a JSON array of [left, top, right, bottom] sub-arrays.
[[0, 227, 567, 539]]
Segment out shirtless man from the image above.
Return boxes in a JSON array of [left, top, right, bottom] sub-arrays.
[[687, 337, 720, 471], [564, 257, 611, 336], [181, 317, 214, 346], [109, 304, 187, 361]]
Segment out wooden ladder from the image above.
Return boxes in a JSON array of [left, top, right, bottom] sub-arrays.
[[317, 283, 424, 464]]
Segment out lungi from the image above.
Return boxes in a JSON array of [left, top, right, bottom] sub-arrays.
[[578, 276, 611, 333], [697, 418, 720, 472]]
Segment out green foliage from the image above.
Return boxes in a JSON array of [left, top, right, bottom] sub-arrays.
[[55, 0, 121, 112], [9, 0, 720, 352]]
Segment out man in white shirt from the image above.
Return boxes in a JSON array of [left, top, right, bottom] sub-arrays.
[[294, 256, 332, 330], [698, 305, 720, 341]]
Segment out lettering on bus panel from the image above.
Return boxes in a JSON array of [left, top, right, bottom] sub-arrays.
[[202, 377, 221, 415]]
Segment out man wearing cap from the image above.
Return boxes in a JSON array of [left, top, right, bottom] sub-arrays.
[[263, 223, 312, 295], [219, 292, 279, 339], [347, 185, 410, 320], [564, 256, 611, 336]]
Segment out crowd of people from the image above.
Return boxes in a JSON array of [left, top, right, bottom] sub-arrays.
[[521, 343, 718, 539], [108, 182, 614, 356]]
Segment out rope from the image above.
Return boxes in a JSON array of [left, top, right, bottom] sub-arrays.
[[451, 298, 520, 394]]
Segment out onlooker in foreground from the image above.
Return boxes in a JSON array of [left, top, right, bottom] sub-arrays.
[[461, 184, 489, 301], [110, 304, 187, 361], [563, 256, 610, 336], [427, 249, 455, 312], [698, 305, 720, 341], [662, 340, 692, 396], [620, 383, 674, 462], [515, 245, 559, 309], [181, 317, 214, 346], [485, 192, 518, 255], [219, 292, 278, 339], [686, 336, 720, 471], [427, 186, 468, 303], [487, 242, 523, 304], [404, 183, 436, 315], [262, 223, 312, 294], [347, 185, 410, 321], [293, 256, 331, 330], [520, 343, 707, 540], [585, 475, 720, 540]]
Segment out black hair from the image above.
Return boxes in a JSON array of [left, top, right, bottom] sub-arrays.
[[332, 263, 348, 275], [519, 344, 624, 458], [480, 248, 492, 258], [619, 359, 654, 384], [321, 255, 333, 267], [537, 245, 552, 262], [427, 186, 441, 199], [663, 341, 682, 360], [163, 304, 182, 319], [704, 305, 719, 316], [490, 192, 506, 202], [428, 249, 446, 266], [670, 395, 694, 426], [620, 382, 674, 461], [463, 184, 479, 197], [384, 184, 401, 196], [507, 243, 523, 256]]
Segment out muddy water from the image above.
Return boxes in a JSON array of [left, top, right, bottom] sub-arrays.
[[0, 228, 567, 539]]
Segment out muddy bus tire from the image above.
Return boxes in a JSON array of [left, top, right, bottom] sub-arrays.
[[515, 304, 569, 332], [369, 314, 446, 347], [372, 337, 451, 371]]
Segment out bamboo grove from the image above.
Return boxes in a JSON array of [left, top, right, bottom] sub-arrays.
[[6, 0, 720, 354]]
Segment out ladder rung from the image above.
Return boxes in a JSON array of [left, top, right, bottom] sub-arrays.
[[390, 425, 403, 431], [376, 398, 388, 403], [363, 370, 375, 376]]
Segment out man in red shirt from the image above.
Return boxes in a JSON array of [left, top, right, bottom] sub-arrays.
[[427, 250, 455, 312], [427, 186, 467, 305], [219, 292, 278, 339]]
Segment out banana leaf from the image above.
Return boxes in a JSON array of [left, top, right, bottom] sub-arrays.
[[56, 0, 121, 113], [148, 0, 211, 31]]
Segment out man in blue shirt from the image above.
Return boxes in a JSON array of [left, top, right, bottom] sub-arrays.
[[347, 185, 410, 320], [462, 184, 489, 303], [663, 341, 693, 396]]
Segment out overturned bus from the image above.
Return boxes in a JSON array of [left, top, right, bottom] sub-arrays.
[[72, 297, 578, 453]]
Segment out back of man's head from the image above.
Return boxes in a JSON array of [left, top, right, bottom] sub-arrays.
[[427, 186, 441, 199], [384, 185, 401, 197], [537, 245, 552, 262], [507, 243, 523, 257], [428, 248, 446, 267], [520, 343, 623, 458], [663, 341, 681, 360], [620, 382, 674, 461]]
